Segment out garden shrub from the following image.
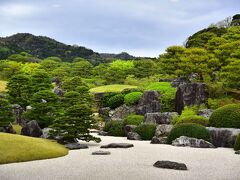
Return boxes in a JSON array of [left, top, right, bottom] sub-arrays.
[[134, 124, 156, 140], [208, 97, 239, 110], [124, 92, 143, 106], [103, 121, 124, 137], [209, 104, 240, 128], [234, 134, 240, 151], [123, 114, 144, 126], [100, 92, 118, 107], [167, 123, 210, 144], [175, 115, 209, 126], [107, 94, 124, 109]]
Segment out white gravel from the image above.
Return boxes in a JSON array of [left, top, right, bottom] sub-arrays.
[[0, 134, 240, 180]]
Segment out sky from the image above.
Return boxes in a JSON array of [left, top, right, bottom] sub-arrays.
[[0, 0, 239, 57]]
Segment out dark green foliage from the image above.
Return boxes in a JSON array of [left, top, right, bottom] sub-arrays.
[[51, 104, 101, 143], [0, 98, 14, 127], [103, 120, 124, 137], [61, 91, 81, 108], [134, 124, 156, 140], [124, 92, 143, 106], [175, 115, 209, 126], [123, 114, 144, 126], [61, 77, 86, 92], [107, 94, 124, 109], [100, 92, 118, 107], [209, 104, 240, 128], [234, 134, 240, 151], [30, 70, 53, 92], [167, 123, 210, 144], [23, 90, 59, 128]]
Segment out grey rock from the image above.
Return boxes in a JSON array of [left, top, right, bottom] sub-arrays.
[[136, 91, 161, 115], [127, 132, 141, 140], [124, 125, 137, 136], [92, 150, 111, 155], [109, 104, 136, 121], [41, 128, 53, 139], [171, 77, 189, 88], [21, 120, 42, 137], [65, 143, 88, 150], [151, 136, 168, 144], [175, 83, 208, 114], [198, 109, 213, 118], [98, 107, 111, 116], [172, 136, 215, 148], [153, 161, 187, 170], [53, 87, 64, 96], [12, 104, 24, 125], [207, 127, 240, 148], [235, 150, 240, 155], [101, 143, 134, 148], [98, 131, 109, 136], [144, 112, 177, 124]]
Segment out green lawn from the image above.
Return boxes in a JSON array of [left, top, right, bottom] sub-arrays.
[[0, 80, 7, 92], [0, 133, 68, 164], [90, 84, 138, 93]]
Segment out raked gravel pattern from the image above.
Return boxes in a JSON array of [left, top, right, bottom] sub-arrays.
[[0, 134, 240, 180]]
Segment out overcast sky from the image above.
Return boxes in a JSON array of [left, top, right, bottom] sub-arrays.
[[0, 0, 239, 57]]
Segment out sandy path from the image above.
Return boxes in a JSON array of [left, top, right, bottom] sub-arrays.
[[0, 134, 240, 180]]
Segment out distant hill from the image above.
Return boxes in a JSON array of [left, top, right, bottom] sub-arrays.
[[100, 52, 136, 60]]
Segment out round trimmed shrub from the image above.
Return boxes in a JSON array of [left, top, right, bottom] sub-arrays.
[[134, 124, 156, 140], [123, 114, 144, 126], [234, 134, 240, 151], [103, 121, 124, 137], [124, 92, 143, 106], [175, 115, 209, 126], [100, 92, 118, 107], [167, 123, 210, 144], [209, 104, 240, 128], [107, 94, 124, 109]]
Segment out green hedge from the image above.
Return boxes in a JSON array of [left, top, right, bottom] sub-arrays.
[[103, 121, 124, 137], [175, 115, 209, 126], [234, 134, 240, 151], [107, 94, 124, 109], [209, 104, 240, 128], [124, 92, 143, 106], [134, 124, 156, 140], [167, 123, 210, 144], [123, 114, 144, 126]]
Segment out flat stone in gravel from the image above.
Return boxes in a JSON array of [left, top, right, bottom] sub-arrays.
[[153, 161, 187, 170], [65, 143, 89, 150], [101, 143, 134, 148], [92, 151, 111, 155]]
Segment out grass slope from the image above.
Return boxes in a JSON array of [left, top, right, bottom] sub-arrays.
[[0, 81, 7, 92], [90, 84, 137, 93], [0, 133, 68, 164]]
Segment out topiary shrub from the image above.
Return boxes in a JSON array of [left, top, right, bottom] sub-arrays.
[[134, 124, 156, 140], [103, 121, 124, 137], [107, 94, 124, 109], [234, 134, 240, 151], [124, 92, 143, 106], [209, 104, 240, 128], [167, 123, 210, 144], [123, 114, 144, 126], [175, 115, 209, 126], [100, 92, 118, 107]]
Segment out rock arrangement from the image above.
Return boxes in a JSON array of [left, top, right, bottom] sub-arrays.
[[151, 124, 173, 144], [172, 136, 215, 148], [65, 143, 89, 150], [127, 132, 141, 140], [153, 161, 187, 170], [109, 104, 136, 121], [101, 143, 134, 148], [144, 112, 177, 124], [92, 150, 111, 155], [21, 120, 43, 137]]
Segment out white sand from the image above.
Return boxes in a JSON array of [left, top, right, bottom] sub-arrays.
[[0, 134, 240, 180]]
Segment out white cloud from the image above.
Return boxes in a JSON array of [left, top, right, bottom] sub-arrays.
[[0, 4, 39, 17]]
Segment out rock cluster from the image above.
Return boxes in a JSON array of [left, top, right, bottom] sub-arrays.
[[172, 136, 215, 148], [151, 124, 173, 144]]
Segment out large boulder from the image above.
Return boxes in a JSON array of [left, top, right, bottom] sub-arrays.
[[41, 128, 53, 139], [21, 120, 42, 137], [127, 132, 142, 140], [171, 77, 189, 88], [124, 125, 137, 136], [109, 105, 136, 121], [198, 109, 213, 118], [144, 112, 177, 124], [207, 127, 240, 148], [136, 91, 161, 115], [151, 124, 173, 144], [153, 161, 187, 170], [172, 136, 215, 148], [175, 83, 208, 114]]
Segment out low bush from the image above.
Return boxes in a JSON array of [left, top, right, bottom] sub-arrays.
[[123, 114, 144, 126], [107, 94, 124, 109], [103, 121, 124, 137], [175, 115, 209, 126], [167, 123, 210, 144], [208, 97, 239, 110], [124, 92, 143, 106], [234, 134, 240, 151], [209, 104, 240, 128], [100, 92, 118, 107], [134, 124, 156, 140]]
